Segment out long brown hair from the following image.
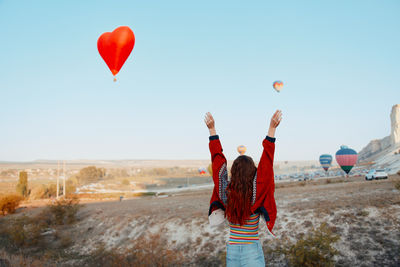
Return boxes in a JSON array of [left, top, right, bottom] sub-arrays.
[[226, 155, 257, 225]]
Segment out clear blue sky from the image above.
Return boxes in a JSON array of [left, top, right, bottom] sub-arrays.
[[0, 0, 399, 162]]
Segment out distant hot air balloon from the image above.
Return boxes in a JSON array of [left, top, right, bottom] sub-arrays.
[[335, 145, 358, 175], [237, 145, 247, 155], [97, 26, 135, 81], [273, 81, 284, 92], [319, 154, 333, 172]]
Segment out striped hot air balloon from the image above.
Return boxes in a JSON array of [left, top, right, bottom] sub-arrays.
[[237, 145, 247, 155], [335, 145, 358, 175], [273, 81, 283, 92], [319, 154, 332, 172]]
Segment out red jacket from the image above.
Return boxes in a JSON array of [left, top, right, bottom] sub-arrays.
[[208, 135, 277, 235]]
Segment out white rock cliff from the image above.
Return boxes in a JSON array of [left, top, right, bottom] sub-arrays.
[[358, 104, 400, 161], [390, 104, 400, 145]]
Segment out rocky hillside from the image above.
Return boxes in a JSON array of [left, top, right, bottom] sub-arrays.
[[358, 104, 400, 173]]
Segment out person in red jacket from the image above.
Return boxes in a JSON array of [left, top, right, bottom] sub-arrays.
[[204, 110, 282, 267]]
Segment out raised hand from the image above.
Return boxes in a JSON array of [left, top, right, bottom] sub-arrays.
[[204, 112, 217, 136], [270, 110, 282, 129], [268, 110, 282, 137]]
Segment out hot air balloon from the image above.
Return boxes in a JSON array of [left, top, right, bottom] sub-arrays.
[[319, 154, 333, 172], [273, 81, 283, 92], [237, 145, 247, 155], [198, 168, 206, 175], [97, 26, 135, 81], [335, 145, 358, 175]]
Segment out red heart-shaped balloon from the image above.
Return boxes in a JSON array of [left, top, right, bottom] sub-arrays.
[[97, 26, 135, 76]]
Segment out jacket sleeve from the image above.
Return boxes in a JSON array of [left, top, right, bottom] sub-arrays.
[[256, 136, 275, 183], [209, 135, 228, 210], [254, 136, 277, 234]]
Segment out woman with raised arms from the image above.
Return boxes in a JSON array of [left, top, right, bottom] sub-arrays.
[[204, 110, 282, 266]]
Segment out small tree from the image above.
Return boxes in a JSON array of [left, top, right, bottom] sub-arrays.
[[16, 171, 28, 197], [76, 166, 106, 185]]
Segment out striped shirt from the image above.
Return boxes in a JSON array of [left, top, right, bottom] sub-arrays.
[[228, 213, 260, 245]]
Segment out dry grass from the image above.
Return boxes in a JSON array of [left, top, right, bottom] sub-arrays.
[[0, 195, 23, 215], [0, 182, 17, 196], [82, 233, 185, 267], [0, 215, 46, 249], [76, 191, 156, 201], [0, 196, 82, 256], [0, 249, 45, 267]]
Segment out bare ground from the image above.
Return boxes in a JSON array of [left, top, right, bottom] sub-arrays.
[[2, 175, 400, 266]]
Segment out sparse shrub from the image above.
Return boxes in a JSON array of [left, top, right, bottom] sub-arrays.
[[395, 181, 400, 191], [122, 179, 130, 186], [0, 215, 46, 248], [356, 209, 369, 217], [0, 197, 82, 252], [127, 233, 184, 266], [284, 223, 339, 267], [326, 178, 345, 185], [85, 233, 184, 267], [64, 180, 77, 196], [302, 220, 313, 228], [0, 249, 44, 266], [29, 184, 48, 199], [0, 195, 23, 215], [85, 243, 127, 266], [30, 182, 77, 200], [58, 233, 73, 248], [46, 197, 81, 225], [16, 171, 28, 197], [133, 192, 156, 197], [47, 183, 58, 197], [0, 257, 10, 267], [4, 217, 28, 247], [107, 168, 129, 178], [29, 184, 57, 199], [397, 170, 400, 176]]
